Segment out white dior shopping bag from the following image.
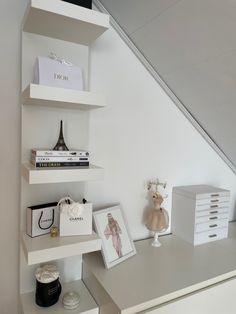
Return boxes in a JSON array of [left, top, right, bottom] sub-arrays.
[[34, 53, 84, 90], [27, 202, 59, 237], [58, 197, 92, 236]]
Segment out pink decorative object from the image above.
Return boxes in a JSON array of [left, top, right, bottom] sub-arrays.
[[145, 183, 169, 247]]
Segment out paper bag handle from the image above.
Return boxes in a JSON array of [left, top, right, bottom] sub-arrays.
[[38, 209, 55, 230]]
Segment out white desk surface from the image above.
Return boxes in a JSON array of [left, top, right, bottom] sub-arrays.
[[83, 222, 236, 314]]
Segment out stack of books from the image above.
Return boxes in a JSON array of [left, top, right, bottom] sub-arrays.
[[31, 149, 90, 168]]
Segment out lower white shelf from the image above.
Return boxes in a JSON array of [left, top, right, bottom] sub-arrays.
[[22, 232, 101, 265], [21, 279, 98, 314], [22, 163, 104, 184]]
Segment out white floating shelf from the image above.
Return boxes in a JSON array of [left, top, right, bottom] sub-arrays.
[[21, 279, 98, 314], [22, 163, 104, 184], [22, 232, 101, 265], [22, 84, 106, 110], [23, 0, 109, 45]]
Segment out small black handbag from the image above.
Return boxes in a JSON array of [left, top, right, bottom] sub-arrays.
[[62, 0, 92, 9]]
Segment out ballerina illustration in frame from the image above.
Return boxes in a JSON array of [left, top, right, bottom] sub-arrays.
[[93, 205, 136, 269], [104, 213, 122, 258]]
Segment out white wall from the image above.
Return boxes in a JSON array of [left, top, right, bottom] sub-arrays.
[[0, 0, 27, 313], [88, 25, 236, 240]]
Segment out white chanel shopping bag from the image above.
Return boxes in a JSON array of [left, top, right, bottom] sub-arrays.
[[27, 202, 59, 237], [58, 197, 92, 236], [34, 53, 84, 90]]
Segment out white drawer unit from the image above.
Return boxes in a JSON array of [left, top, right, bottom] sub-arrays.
[[171, 185, 230, 245]]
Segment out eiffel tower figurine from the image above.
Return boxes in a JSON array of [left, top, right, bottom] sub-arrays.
[[53, 120, 69, 151]]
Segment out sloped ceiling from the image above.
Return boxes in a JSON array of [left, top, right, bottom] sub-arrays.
[[98, 0, 236, 173]]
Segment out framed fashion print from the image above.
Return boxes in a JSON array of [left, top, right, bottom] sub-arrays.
[[93, 205, 136, 269]]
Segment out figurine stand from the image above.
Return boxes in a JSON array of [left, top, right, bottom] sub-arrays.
[[152, 232, 162, 247]]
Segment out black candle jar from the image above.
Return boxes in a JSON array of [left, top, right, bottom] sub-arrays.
[[62, 0, 92, 9], [35, 277, 62, 307]]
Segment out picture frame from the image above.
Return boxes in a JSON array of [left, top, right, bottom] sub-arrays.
[[93, 205, 136, 269]]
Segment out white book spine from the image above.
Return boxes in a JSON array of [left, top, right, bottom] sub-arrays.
[[31, 149, 89, 157]]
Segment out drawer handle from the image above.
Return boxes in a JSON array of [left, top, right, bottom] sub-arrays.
[[210, 205, 218, 208], [211, 199, 219, 203], [210, 211, 218, 214], [209, 234, 217, 238], [211, 194, 219, 197], [209, 216, 218, 220], [209, 224, 218, 228]]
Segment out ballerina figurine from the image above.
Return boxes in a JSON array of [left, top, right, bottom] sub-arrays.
[[145, 191, 169, 247]]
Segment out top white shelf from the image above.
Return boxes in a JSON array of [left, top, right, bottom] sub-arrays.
[[23, 0, 110, 45], [22, 84, 106, 110]]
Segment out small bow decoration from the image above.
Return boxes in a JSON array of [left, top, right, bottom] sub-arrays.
[[49, 52, 73, 66], [147, 179, 167, 192]]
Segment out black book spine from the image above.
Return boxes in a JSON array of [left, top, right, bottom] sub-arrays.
[[62, 0, 92, 9], [36, 162, 89, 168]]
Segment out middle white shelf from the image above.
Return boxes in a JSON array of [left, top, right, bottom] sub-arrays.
[[22, 163, 104, 184], [22, 84, 106, 110], [22, 232, 101, 265]]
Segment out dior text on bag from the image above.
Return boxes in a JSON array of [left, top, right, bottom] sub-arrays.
[[58, 197, 92, 236], [27, 202, 59, 237], [34, 53, 84, 91]]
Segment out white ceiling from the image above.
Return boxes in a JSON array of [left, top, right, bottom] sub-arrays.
[[99, 0, 236, 171]]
